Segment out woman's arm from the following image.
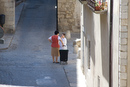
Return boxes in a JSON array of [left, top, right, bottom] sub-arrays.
[[48, 36, 52, 43], [48, 39, 52, 43], [59, 39, 64, 46]]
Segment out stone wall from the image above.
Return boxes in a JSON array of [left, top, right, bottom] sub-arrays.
[[58, 0, 81, 32], [0, 0, 15, 33], [119, 0, 129, 86]]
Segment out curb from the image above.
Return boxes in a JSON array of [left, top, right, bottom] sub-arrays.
[[15, 0, 25, 7], [15, 2, 25, 28]]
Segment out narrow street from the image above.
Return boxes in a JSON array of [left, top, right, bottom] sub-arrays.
[[0, 0, 81, 87]]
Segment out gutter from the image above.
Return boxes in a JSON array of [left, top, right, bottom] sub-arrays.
[[109, 0, 113, 86], [56, 0, 58, 31]]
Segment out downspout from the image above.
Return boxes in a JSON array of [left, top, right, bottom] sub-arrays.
[[109, 0, 113, 86], [81, 4, 84, 70], [56, 0, 58, 31]]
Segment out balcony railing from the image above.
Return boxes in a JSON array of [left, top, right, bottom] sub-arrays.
[[86, 0, 108, 14]]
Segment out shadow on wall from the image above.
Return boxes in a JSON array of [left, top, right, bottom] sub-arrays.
[[84, 4, 109, 87], [85, 5, 96, 67], [100, 14, 109, 82], [83, 5, 96, 87]]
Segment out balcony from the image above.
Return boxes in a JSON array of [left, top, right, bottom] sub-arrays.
[[86, 0, 108, 14], [79, 0, 87, 4]]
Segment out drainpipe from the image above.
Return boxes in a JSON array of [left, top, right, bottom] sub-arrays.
[[109, 0, 113, 86], [56, 0, 58, 31]]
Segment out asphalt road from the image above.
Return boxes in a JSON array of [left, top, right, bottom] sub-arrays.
[[0, 0, 70, 87]]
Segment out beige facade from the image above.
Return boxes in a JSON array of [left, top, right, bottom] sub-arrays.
[[128, 1, 130, 87], [58, 0, 81, 32], [0, 0, 15, 33], [79, 0, 130, 87], [119, 0, 128, 87]]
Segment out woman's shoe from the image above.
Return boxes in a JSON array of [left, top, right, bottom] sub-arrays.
[[56, 62, 59, 63]]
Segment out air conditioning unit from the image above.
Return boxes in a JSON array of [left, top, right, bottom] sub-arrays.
[[79, 0, 87, 4]]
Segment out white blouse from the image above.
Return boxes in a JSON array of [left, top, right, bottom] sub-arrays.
[[59, 38, 67, 50]]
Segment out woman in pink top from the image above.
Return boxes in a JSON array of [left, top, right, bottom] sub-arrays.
[[48, 31, 63, 63]]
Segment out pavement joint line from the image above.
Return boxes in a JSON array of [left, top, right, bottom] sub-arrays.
[[63, 66, 71, 87]]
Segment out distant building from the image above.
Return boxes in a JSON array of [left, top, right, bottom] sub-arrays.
[[0, 0, 15, 33], [58, 0, 81, 32]]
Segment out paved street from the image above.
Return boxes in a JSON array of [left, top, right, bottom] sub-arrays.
[[0, 0, 86, 87]]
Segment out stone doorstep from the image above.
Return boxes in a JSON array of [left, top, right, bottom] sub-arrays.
[[0, 39, 4, 44], [0, 34, 13, 50]]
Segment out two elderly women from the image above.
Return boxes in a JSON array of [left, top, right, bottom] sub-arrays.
[[48, 31, 67, 63]]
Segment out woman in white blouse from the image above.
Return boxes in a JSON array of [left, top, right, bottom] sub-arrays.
[[59, 33, 67, 50]]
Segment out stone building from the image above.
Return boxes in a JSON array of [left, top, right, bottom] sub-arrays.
[[0, 0, 15, 33], [58, 0, 81, 32], [79, 0, 130, 87], [0, 0, 80, 33]]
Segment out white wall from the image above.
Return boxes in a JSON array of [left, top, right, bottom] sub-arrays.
[[111, 0, 119, 86], [81, 4, 109, 87]]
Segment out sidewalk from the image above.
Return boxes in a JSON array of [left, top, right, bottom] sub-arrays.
[[63, 33, 86, 87], [0, 2, 24, 50]]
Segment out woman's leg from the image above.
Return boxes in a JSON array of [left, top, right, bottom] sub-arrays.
[[52, 56, 55, 62], [56, 56, 58, 63]]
